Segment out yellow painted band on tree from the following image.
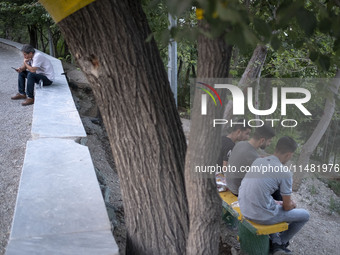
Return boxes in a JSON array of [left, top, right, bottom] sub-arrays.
[[196, 8, 204, 20], [39, 0, 96, 23]]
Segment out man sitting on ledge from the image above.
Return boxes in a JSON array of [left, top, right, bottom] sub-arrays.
[[239, 136, 309, 255], [11, 44, 54, 106]]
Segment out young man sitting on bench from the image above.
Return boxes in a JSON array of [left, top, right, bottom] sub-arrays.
[[238, 136, 310, 255]]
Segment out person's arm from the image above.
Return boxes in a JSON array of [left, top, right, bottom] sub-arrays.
[[24, 60, 38, 73], [282, 195, 297, 211], [16, 61, 27, 72]]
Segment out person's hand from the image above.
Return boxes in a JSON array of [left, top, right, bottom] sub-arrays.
[[275, 200, 283, 205], [291, 200, 297, 209]]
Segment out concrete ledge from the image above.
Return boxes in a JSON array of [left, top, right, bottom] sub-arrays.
[[5, 230, 117, 255], [1, 39, 118, 255], [32, 84, 85, 139], [6, 139, 118, 254]]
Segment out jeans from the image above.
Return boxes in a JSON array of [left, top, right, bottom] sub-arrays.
[[18, 71, 52, 98], [250, 207, 310, 245]]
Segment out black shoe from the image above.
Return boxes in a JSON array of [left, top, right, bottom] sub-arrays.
[[271, 243, 293, 255], [283, 242, 293, 254]]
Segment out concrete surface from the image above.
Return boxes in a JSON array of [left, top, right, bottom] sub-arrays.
[[6, 139, 118, 255]]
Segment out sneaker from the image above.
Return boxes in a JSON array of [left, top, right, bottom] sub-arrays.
[[11, 93, 27, 100], [22, 98, 34, 106], [271, 243, 293, 255]]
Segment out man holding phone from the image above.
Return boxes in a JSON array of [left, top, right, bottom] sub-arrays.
[[11, 44, 54, 106]]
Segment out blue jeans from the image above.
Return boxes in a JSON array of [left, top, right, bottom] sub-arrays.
[[18, 71, 52, 98], [249, 207, 310, 245]]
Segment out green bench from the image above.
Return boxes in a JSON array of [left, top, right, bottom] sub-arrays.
[[220, 191, 288, 255]]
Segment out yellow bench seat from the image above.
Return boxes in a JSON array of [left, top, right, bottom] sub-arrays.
[[220, 191, 288, 235]]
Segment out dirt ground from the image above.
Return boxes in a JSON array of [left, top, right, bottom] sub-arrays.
[[64, 62, 340, 255]]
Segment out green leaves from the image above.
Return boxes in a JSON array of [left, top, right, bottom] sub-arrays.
[[318, 54, 331, 71], [145, 0, 340, 74], [253, 18, 272, 39], [296, 8, 317, 36], [271, 35, 281, 51], [309, 50, 319, 62]]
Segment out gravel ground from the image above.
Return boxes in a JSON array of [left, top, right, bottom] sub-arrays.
[[0, 46, 33, 254]]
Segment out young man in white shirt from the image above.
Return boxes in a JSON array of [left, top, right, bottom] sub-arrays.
[[11, 44, 54, 106]]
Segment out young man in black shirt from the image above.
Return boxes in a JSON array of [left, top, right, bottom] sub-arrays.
[[216, 121, 251, 191]]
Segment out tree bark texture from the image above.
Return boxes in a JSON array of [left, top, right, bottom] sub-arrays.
[[184, 23, 232, 255], [58, 0, 189, 254], [294, 69, 340, 191], [223, 44, 268, 122]]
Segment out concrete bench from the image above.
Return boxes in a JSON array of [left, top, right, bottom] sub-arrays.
[[220, 191, 288, 255], [5, 139, 118, 255], [1, 38, 119, 255]]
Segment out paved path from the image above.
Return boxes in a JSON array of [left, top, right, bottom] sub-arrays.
[[0, 45, 33, 254]]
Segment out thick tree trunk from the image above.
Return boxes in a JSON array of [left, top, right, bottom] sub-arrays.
[[294, 69, 340, 190], [57, 0, 188, 254], [185, 22, 232, 254], [223, 44, 268, 122]]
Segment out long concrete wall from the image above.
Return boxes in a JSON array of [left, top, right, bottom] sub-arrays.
[[0, 39, 119, 255]]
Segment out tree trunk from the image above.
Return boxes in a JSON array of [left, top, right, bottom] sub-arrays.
[[294, 69, 340, 191], [184, 22, 232, 255], [28, 24, 38, 48], [48, 27, 55, 57], [223, 44, 268, 122], [178, 58, 183, 80], [57, 0, 189, 254], [191, 64, 196, 78]]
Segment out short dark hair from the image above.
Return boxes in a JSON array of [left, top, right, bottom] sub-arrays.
[[252, 125, 275, 140], [275, 136, 297, 154], [230, 119, 251, 132], [21, 44, 35, 54]]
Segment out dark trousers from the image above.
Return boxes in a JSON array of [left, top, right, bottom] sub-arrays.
[[18, 71, 52, 98]]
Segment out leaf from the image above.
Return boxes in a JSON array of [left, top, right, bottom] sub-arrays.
[[294, 40, 304, 49], [318, 55, 331, 71], [242, 27, 259, 48], [271, 35, 281, 51], [332, 16, 340, 37], [166, 0, 191, 16], [296, 8, 317, 36], [216, 2, 242, 23], [276, 0, 302, 28], [334, 38, 340, 52], [253, 18, 272, 39], [309, 51, 319, 62], [318, 17, 332, 34]]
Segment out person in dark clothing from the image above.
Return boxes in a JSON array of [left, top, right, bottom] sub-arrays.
[[216, 121, 251, 192]]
